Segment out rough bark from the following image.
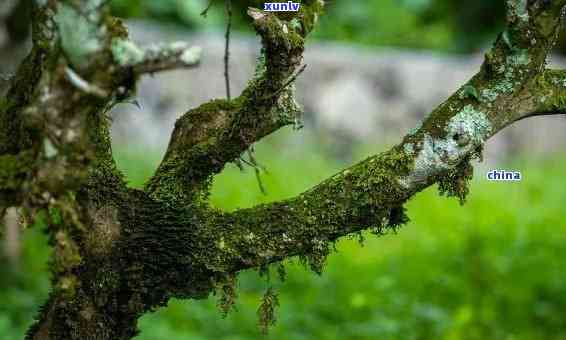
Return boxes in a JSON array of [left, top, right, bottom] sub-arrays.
[[0, 0, 566, 339]]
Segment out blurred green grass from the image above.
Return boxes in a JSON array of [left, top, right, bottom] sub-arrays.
[[1, 133, 566, 339]]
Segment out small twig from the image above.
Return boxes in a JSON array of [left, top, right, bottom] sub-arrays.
[[200, 0, 216, 17], [224, 0, 233, 100], [247, 147, 267, 173], [254, 166, 267, 195], [235, 147, 268, 195], [247, 147, 268, 195], [125, 43, 202, 75], [262, 64, 307, 100], [0, 73, 14, 83], [65, 67, 108, 98]]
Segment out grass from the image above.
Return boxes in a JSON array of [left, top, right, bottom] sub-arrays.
[[1, 132, 565, 340]]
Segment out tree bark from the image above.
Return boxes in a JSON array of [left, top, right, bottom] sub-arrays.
[[0, 0, 565, 339]]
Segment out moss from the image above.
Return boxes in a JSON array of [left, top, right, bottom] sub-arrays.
[[257, 288, 279, 334], [298, 0, 325, 35], [438, 156, 475, 205], [216, 274, 238, 317], [56, 275, 79, 298], [0, 151, 34, 190], [51, 230, 82, 275]]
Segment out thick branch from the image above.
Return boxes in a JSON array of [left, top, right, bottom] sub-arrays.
[[146, 3, 324, 204], [193, 0, 566, 272], [109, 2, 566, 314]]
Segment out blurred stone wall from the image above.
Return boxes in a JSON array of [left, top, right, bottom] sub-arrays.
[[111, 20, 566, 164], [2, 19, 566, 164]]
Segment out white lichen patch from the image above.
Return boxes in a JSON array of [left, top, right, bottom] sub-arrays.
[[54, 4, 102, 67], [480, 88, 500, 103], [399, 105, 492, 189], [403, 143, 414, 155], [180, 46, 202, 65], [507, 49, 531, 66], [507, 0, 529, 22], [448, 105, 492, 144], [111, 39, 145, 66], [111, 39, 201, 67]]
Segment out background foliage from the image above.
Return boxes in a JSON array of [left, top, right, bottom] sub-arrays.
[[109, 0, 506, 53]]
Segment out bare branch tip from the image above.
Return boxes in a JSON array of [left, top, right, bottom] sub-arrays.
[[247, 7, 266, 21]]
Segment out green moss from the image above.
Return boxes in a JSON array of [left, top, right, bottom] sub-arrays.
[[257, 288, 279, 334], [0, 152, 34, 190], [298, 0, 325, 35], [216, 274, 238, 317], [438, 157, 475, 205]]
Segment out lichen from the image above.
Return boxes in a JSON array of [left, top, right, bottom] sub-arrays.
[[403, 143, 414, 155], [508, 0, 529, 23], [111, 38, 144, 66], [179, 46, 202, 65], [480, 88, 500, 103], [400, 105, 491, 189], [507, 49, 531, 66], [54, 3, 102, 67], [447, 105, 492, 145]]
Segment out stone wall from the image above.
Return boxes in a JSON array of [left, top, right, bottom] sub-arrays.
[[2, 19, 565, 165], [110, 20, 566, 165]]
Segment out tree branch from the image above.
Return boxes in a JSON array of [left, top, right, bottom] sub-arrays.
[[111, 39, 202, 75], [146, 3, 325, 204], [191, 0, 566, 273], [7, 1, 566, 339], [110, 1, 566, 314]]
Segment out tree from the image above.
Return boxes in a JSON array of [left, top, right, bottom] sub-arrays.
[[1, 0, 566, 339]]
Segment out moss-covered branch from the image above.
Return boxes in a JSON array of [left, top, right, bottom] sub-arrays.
[[146, 1, 325, 204], [191, 0, 566, 273]]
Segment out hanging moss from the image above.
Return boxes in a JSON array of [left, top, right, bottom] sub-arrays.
[[257, 288, 279, 334], [216, 274, 238, 317], [0, 151, 35, 190], [438, 157, 475, 205]]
